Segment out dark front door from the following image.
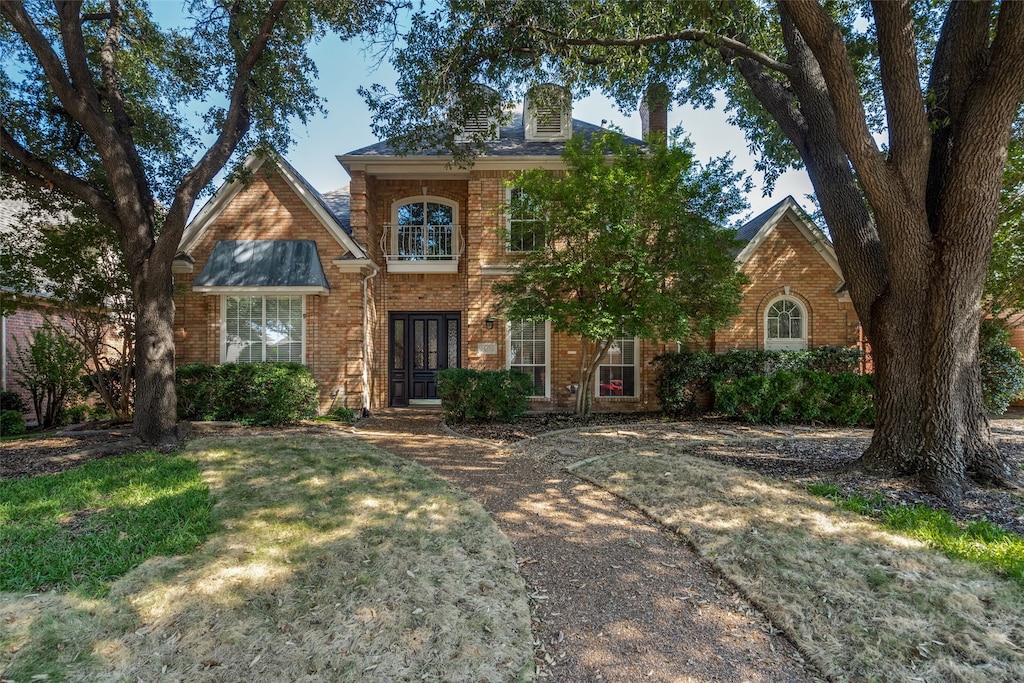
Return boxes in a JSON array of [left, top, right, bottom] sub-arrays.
[[389, 311, 461, 406]]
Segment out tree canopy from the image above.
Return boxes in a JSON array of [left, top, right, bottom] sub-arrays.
[[494, 131, 747, 413]]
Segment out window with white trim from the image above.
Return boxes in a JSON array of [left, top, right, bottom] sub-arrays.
[[509, 320, 549, 397], [506, 187, 544, 253], [597, 337, 637, 397], [223, 295, 305, 363], [765, 297, 807, 351]]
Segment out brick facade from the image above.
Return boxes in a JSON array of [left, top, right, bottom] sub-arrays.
[[714, 216, 860, 351], [175, 155, 870, 415], [173, 168, 367, 412]]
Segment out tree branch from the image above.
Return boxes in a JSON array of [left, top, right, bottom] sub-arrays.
[[779, 0, 913, 224], [160, 0, 289, 262], [528, 24, 795, 77], [1, 127, 121, 229], [0, 1, 92, 120], [871, 1, 930, 186]]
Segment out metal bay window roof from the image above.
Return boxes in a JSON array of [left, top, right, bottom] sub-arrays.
[[192, 240, 330, 293]]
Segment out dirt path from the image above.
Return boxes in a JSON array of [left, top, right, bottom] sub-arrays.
[[355, 410, 821, 682]]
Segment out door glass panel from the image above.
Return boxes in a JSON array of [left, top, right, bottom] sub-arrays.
[[427, 320, 439, 369], [414, 320, 425, 369], [448, 319, 459, 368], [393, 319, 404, 370]]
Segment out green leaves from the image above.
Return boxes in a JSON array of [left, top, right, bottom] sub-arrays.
[[494, 131, 747, 346]]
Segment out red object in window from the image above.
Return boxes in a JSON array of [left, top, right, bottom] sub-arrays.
[[600, 379, 623, 395]]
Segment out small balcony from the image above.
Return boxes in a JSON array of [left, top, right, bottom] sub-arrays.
[[381, 223, 462, 273]]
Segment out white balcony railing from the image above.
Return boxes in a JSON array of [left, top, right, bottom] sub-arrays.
[[381, 223, 462, 273]]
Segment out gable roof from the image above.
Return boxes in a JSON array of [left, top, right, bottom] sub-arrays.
[[178, 154, 365, 258], [192, 240, 329, 293], [340, 113, 642, 160], [734, 196, 844, 280]]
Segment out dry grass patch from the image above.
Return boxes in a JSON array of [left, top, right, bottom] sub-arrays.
[[556, 430, 1024, 682], [1, 432, 532, 682]]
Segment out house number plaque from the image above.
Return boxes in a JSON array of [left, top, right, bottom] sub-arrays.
[[476, 342, 498, 355]]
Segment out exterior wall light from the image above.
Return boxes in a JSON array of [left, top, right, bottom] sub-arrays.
[[485, 315, 495, 330]]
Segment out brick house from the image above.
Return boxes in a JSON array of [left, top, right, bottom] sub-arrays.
[[172, 88, 867, 415]]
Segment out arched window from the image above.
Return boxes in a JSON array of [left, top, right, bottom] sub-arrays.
[[765, 297, 807, 350], [385, 196, 460, 272]]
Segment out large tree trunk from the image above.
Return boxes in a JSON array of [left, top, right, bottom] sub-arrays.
[[749, 0, 1024, 503], [132, 256, 178, 444]]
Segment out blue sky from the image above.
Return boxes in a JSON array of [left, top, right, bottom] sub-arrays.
[[152, 3, 815, 221]]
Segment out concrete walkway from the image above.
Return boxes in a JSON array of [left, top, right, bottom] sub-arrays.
[[355, 410, 820, 682]]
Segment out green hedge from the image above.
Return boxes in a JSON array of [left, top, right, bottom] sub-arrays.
[[980, 319, 1024, 414], [176, 363, 319, 426], [1, 410, 26, 436], [713, 370, 875, 426], [652, 347, 863, 416], [436, 368, 534, 423]]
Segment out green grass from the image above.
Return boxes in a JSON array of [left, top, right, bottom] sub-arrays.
[[0, 451, 215, 596], [807, 481, 1024, 585]]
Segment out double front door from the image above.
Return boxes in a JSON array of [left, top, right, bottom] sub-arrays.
[[389, 311, 461, 406]]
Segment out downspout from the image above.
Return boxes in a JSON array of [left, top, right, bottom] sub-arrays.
[[361, 263, 379, 417]]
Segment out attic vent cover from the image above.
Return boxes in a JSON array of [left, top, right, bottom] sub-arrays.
[[455, 108, 499, 141], [533, 107, 563, 135], [525, 84, 571, 141]]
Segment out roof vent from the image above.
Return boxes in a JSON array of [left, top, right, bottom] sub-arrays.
[[455, 84, 500, 143], [525, 84, 571, 141]]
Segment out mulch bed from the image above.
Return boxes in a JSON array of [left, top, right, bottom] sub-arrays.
[[0, 423, 143, 480]]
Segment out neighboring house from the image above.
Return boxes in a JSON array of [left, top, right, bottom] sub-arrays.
[[171, 87, 868, 414], [1, 200, 67, 416]]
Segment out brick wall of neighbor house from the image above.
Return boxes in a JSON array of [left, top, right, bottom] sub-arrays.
[[714, 216, 860, 351], [1006, 312, 1024, 408], [2, 307, 49, 413], [173, 168, 369, 412]]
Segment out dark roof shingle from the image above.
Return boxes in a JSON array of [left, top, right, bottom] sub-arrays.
[[343, 113, 643, 158]]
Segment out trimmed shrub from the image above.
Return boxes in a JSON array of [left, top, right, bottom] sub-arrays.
[[176, 363, 319, 426], [1, 410, 26, 436], [326, 405, 357, 423], [979, 319, 1024, 415], [0, 391, 27, 413], [652, 346, 864, 416], [62, 403, 90, 425], [713, 370, 874, 426], [437, 368, 533, 423]]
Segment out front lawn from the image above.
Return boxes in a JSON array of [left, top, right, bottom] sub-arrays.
[[0, 450, 214, 596], [1, 432, 532, 682]]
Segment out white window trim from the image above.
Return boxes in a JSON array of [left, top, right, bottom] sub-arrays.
[[220, 293, 307, 364], [595, 336, 639, 398], [507, 319, 551, 399], [764, 295, 808, 351]]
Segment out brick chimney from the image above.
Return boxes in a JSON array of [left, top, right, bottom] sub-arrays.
[[639, 83, 671, 141]]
